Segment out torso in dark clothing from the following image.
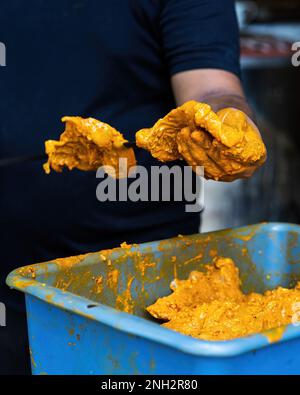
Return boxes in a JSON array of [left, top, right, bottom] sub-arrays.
[[0, 0, 239, 373], [0, 0, 240, 301]]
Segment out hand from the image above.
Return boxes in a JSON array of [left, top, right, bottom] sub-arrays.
[[176, 104, 267, 181]]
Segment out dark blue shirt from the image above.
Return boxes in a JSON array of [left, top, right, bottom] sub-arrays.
[[0, 0, 239, 303]]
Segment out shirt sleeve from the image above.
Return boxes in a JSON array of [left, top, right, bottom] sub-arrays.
[[160, 0, 241, 77]]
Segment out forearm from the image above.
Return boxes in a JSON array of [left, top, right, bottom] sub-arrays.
[[198, 92, 255, 120], [171, 69, 255, 121]]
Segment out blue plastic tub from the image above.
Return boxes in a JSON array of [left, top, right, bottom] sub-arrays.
[[6, 222, 300, 375]]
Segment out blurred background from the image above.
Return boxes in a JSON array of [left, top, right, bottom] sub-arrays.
[[201, 0, 300, 232]]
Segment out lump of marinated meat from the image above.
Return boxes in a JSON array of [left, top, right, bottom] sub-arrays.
[[136, 101, 267, 181], [135, 104, 195, 162], [146, 257, 244, 321], [44, 116, 136, 178], [162, 285, 300, 341], [148, 256, 300, 341]]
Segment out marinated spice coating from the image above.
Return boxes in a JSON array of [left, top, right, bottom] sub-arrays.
[[147, 257, 300, 341], [44, 116, 136, 178], [136, 101, 267, 181]]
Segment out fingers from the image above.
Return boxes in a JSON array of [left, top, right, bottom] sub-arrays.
[[177, 125, 260, 181], [218, 107, 262, 138], [217, 108, 247, 130], [194, 105, 245, 148], [177, 127, 229, 180], [194, 103, 223, 142]]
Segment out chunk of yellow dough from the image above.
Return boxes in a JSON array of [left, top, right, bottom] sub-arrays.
[[136, 101, 267, 181], [147, 257, 300, 341], [43, 116, 136, 178]]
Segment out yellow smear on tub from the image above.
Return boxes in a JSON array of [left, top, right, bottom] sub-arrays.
[[45, 293, 54, 302], [17, 266, 37, 279], [54, 254, 86, 269], [107, 270, 119, 291], [120, 242, 132, 249], [93, 275, 103, 295], [116, 275, 134, 314], [263, 326, 286, 343], [13, 278, 38, 289]]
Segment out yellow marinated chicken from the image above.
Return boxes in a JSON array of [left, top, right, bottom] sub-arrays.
[[136, 101, 267, 181], [44, 116, 136, 178], [147, 257, 244, 321], [147, 257, 300, 341]]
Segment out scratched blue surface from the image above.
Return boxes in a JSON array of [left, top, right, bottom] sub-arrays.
[[6, 223, 300, 374]]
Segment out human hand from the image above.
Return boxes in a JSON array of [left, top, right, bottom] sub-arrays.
[[176, 104, 267, 181]]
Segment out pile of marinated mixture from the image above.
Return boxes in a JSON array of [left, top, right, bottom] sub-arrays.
[[147, 257, 300, 341]]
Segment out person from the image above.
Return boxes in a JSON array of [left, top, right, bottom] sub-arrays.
[[0, 0, 260, 374]]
